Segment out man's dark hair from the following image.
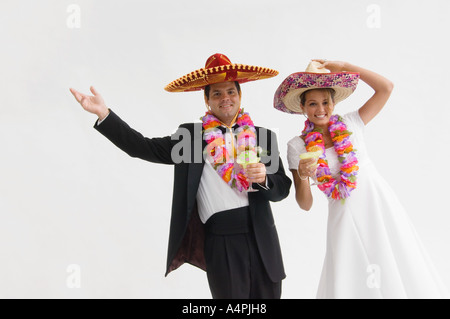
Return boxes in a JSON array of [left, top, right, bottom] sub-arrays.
[[204, 81, 241, 99]]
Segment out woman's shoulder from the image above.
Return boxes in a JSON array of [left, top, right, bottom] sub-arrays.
[[344, 110, 364, 124], [287, 135, 306, 154], [286, 135, 305, 170], [287, 135, 304, 147], [343, 110, 365, 133]]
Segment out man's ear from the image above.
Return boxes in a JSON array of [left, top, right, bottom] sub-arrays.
[[204, 94, 210, 111]]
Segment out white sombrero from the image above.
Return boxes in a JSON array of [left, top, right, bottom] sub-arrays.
[[274, 61, 360, 114]]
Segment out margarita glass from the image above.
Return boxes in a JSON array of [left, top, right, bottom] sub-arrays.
[[299, 146, 323, 185], [237, 148, 260, 192]]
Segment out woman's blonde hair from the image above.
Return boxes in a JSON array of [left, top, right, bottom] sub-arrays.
[[300, 88, 336, 106]]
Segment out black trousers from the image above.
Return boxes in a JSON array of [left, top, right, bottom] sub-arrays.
[[204, 207, 282, 299]]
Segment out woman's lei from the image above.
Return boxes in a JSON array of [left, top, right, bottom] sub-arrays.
[[201, 108, 256, 192], [301, 114, 358, 202]]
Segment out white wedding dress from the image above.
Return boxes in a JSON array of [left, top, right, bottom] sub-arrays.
[[287, 111, 449, 299]]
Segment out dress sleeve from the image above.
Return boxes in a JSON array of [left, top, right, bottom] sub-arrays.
[[287, 136, 306, 171], [343, 110, 365, 136]]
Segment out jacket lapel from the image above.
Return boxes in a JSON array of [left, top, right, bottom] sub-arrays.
[[186, 125, 206, 217]]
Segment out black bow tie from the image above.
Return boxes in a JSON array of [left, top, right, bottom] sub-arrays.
[[218, 124, 239, 133]]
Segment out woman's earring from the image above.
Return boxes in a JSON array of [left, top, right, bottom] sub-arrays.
[[302, 112, 308, 119]]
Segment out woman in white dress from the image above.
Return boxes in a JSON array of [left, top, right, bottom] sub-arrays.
[[273, 60, 449, 299]]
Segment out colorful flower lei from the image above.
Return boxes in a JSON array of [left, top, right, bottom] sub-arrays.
[[202, 109, 256, 192], [301, 114, 358, 202]]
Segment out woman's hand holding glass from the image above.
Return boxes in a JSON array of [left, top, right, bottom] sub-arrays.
[[297, 157, 319, 183]]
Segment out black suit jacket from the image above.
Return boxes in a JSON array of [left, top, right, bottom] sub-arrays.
[[95, 110, 292, 282]]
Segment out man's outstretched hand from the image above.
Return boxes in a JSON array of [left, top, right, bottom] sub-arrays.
[[70, 86, 109, 120]]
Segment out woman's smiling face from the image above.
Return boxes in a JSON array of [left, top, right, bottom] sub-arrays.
[[301, 89, 335, 127]]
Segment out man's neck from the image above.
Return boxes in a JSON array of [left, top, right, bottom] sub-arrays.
[[216, 109, 240, 128]]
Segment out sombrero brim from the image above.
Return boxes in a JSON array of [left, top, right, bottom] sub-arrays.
[[164, 64, 279, 92], [274, 72, 360, 114]]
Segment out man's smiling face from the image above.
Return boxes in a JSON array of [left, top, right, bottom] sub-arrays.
[[206, 81, 241, 126]]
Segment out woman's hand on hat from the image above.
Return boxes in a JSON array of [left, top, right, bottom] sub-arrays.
[[69, 86, 110, 120], [312, 59, 347, 73]]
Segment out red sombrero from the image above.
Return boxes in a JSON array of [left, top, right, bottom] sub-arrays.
[[164, 53, 279, 92]]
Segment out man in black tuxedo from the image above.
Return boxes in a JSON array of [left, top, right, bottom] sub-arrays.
[[70, 53, 291, 299]]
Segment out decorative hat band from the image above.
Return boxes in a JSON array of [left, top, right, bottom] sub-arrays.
[[164, 53, 279, 92]]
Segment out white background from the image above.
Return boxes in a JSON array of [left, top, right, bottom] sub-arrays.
[[1, 0, 449, 298]]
